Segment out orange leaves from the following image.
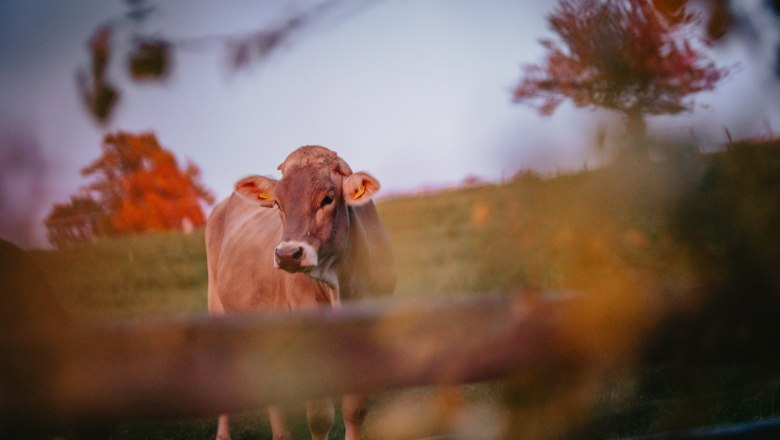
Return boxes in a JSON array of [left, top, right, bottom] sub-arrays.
[[45, 131, 214, 247], [96, 132, 214, 235]]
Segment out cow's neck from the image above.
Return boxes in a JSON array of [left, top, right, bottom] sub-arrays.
[[308, 203, 394, 303], [305, 209, 360, 302], [307, 255, 340, 294], [335, 204, 373, 300], [309, 206, 363, 301]]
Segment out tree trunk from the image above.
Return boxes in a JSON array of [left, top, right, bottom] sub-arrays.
[[623, 109, 649, 160]]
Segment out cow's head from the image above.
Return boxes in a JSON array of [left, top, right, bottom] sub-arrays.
[[234, 146, 380, 279]]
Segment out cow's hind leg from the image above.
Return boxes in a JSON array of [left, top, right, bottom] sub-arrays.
[[342, 394, 367, 440], [216, 413, 230, 440], [306, 398, 335, 440], [268, 406, 292, 440]]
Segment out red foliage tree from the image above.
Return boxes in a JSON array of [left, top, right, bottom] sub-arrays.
[[44, 193, 106, 248], [45, 131, 214, 247], [513, 0, 727, 147]]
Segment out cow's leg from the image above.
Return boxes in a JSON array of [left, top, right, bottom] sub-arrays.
[[209, 287, 230, 440], [268, 405, 292, 440], [306, 398, 335, 440], [342, 394, 367, 440], [215, 413, 230, 440]]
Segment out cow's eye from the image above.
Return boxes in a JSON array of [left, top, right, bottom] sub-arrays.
[[320, 195, 334, 208]]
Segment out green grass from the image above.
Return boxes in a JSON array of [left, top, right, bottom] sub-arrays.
[[378, 159, 690, 298], [31, 230, 208, 319], [26, 140, 780, 438]]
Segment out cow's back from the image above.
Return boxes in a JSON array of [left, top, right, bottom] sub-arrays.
[[206, 194, 334, 315]]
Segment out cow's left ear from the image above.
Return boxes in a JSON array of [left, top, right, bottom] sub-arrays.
[[235, 175, 278, 207], [343, 172, 380, 205]]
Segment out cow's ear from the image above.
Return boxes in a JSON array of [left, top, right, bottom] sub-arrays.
[[343, 172, 380, 205], [235, 175, 277, 207]]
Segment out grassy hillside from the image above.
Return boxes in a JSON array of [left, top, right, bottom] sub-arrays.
[[25, 140, 780, 438], [33, 156, 692, 318], [380, 163, 687, 298], [31, 230, 208, 319]]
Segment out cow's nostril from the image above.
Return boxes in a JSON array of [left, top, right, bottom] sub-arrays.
[[275, 242, 317, 271], [275, 245, 304, 262]]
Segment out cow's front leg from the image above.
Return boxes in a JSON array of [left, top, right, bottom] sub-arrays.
[[268, 405, 292, 440], [342, 394, 367, 440], [215, 413, 230, 440], [306, 397, 335, 440]]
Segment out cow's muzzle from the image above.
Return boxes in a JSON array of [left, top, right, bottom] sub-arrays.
[[274, 241, 318, 272]]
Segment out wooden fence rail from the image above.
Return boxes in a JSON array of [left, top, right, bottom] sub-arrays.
[[4, 287, 780, 438], [4, 241, 780, 437], [1, 293, 590, 433]]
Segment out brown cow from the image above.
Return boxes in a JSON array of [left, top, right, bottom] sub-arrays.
[[206, 146, 396, 440]]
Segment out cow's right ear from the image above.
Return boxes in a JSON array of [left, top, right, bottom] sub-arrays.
[[343, 171, 380, 205], [235, 175, 278, 207]]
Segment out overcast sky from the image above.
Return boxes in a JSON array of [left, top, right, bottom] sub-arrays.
[[1, 0, 778, 248]]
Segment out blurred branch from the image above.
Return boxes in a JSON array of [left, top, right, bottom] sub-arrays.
[[77, 25, 119, 124], [78, 0, 383, 124]]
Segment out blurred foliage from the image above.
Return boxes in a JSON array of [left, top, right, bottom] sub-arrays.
[[74, 1, 780, 125], [127, 37, 171, 81], [43, 194, 105, 247], [29, 138, 780, 438], [44, 131, 214, 248], [77, 25, 119, 124], [647, 140, 780, 362], [77, 0, 377, 124], [514, 0, 728, 143]]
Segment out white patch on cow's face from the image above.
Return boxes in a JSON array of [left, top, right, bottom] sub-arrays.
[[274, 240, 318, 272]]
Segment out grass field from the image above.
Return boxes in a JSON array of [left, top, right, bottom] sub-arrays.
[[27, 140, 780, 438]]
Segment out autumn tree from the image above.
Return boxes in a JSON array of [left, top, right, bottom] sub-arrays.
[[44, 131, 214, 247], [44, 193, 106, 248], [513, 0, 727, 151]]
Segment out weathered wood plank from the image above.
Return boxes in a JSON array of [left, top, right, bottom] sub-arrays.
[[1, 294, 584, 430]]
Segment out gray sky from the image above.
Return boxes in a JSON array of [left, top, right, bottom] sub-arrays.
[[1, 0, 778, 247]]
